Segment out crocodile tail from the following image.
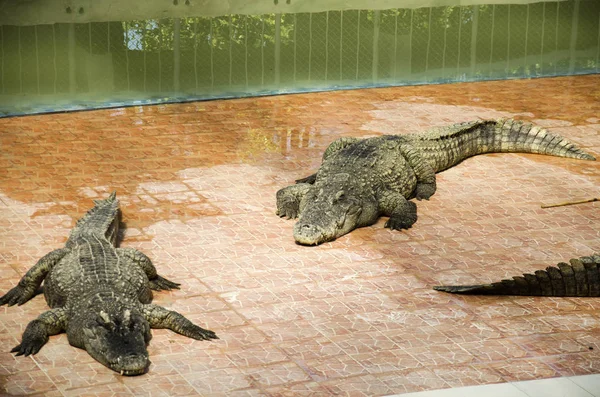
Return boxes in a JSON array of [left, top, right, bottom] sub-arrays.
[[433, 253, 600, 297], [414, 119, 595, 172], [67, 191, 121, 246]]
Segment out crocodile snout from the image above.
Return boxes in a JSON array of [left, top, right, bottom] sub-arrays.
[[293, 223, 327, 246]]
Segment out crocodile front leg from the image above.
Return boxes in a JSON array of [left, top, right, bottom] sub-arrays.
[[142, 304, 218, 341], [116, 248, 180, 291], [378, 191, 418, 230], [12, 308, 67, 356], [276, 183, 312, 219], [0, 248, 69, 306]]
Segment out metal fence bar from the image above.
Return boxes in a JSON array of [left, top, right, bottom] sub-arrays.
[[372, 10, 380, 82], [426, 8, 432, 74], [489, 4, 495, 76], [555, 2, 560, 74], [158, 20, 162, 92], [506, 5, 511, 73], [275, 13, 281, 85], [0, 26, 3, 93], [68, 23, 76, 93], [53, 24, 57, 93], [393, 11, 398, 79], [228, 15, 233, 87], [597, 10, 600, 72], [293, 14, 297, 83], [470, 6, 479, 77], [541, 3, 546, 74], [525, 4, 530, 75], [457, 7, 462, 76], [356, 10, 361, 80], [194, 19, 198, 91], [174, 18, 181, 91], [35, 25, 40, 94], [210, 18, 214, 89], [325, 11, 329, 82], [339, 11, 343, 81], [309, 13, 313, 81], [569, 0, 580, 74], [261, 15, 265, 86], [245, 16, 248, 89]]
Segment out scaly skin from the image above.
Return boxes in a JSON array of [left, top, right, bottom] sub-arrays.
[[0, 192, 217, 376], [434, 252, 600, 296], [276, 119, 596, 245]]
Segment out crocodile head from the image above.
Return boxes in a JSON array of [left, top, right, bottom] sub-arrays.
[[82, 309, 152, 376], [294, 173, 378, 245]]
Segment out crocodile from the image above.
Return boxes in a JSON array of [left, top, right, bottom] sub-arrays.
[[434, 252, 600, 296], [0, 192, 217, 375], [276, 119, 595, 245]]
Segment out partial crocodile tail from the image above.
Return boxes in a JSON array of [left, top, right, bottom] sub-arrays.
[[414, 119, 596, 172], [67, 191, 121, 247], [434, 253, 600, 297]]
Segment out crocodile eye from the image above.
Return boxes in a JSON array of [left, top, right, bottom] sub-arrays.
[[335, 191, 346, 201]]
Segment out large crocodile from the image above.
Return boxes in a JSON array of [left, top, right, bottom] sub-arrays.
[[276, 119, 595, 245], [0, 192, 217, 375], [434, 252, 600, 296]]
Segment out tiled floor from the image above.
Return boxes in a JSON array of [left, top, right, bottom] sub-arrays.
[[0, 75, 599, 396]]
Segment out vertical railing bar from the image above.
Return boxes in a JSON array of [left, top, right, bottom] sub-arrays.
[[245, 16, 248, 89], [568, 0, 580, 74], [193, 19, 198, 92], [506, 5, 510, 74], [293, 14, 297, 83], [35, 25, 40, 94], [275, 13, 281, 86], [18, 26, 22, 93], [143, 23, 147, 92], [525, 4, 530, 76], [355, 10, 361, 80], [425, 8, 432, 73], [442, 9, 448, 79], [372, 10, 380, 82], [540, 3, 546, 75], [174, 18, 181, 92], [488, 4, 495, 76], [210, 18, 214, 90], [408, 9, 413, 78], [89, 22, 92, 53], [555, 2, 559, 74], [52, 24, 57, 94], [0, 26, 4, 94], [393, 10, 398, 79], [229, 15, 233, 87], [325, 11, 329, 82], [308, 13, 312, 81], [457, 7, 462, 76], [261, 15, 265, 86], [596, 10, 600, 72], [68, 23, 76, 94], [124, 23, 130, 91], [340, 11, 343, 81], [470, 6, 478, 78], [158, 20, 163, 92]]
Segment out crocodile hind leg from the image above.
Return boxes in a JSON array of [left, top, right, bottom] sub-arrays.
[[378, 191, 418, 230], [398, 143, 437, 200], [12, 308, 67, 356], [116, 248, 179, 291], [0, 248, 69, 306], [276, 183, 312, 219], [142, 304, 218, 341]]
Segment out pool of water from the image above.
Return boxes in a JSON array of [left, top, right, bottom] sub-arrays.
[[0, 0, 598, 117]]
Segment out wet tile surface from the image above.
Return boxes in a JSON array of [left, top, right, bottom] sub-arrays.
[[0, 75, 599, 395]]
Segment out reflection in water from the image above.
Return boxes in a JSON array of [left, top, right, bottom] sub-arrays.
[[0, 0, 599, 116]]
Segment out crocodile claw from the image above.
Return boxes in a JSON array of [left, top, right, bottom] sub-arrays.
[[0, 285, 35, 306], [148, 276, 181, 291]]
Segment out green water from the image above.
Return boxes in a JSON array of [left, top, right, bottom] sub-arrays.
[[1, 0, 599, 116]]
